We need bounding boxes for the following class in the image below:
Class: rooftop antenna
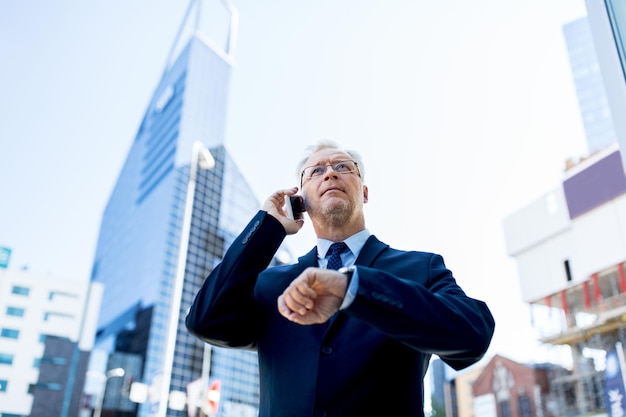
[162,0,239,73]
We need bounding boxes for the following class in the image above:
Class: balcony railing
[534,292,626,345]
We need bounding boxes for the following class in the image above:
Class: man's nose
[323,165,339,179]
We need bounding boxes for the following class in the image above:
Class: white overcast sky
[0,0,589,364]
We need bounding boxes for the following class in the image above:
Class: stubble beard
[316,198,353,228]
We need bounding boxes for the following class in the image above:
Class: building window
[41,356,68,366]
[33,382,63,391]
[0,328,19,339]
[518,393,532,417]
[11,285,29,296]
[48,290,78,300]
[564,260,573,282]
[6,306,25,317]
[0,353,14,365]
[43,311,74,321]
[0,379,7,392]
[499,400,512,417]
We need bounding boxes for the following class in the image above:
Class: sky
[0,0,590,365]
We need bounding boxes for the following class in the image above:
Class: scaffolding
[529,262,626,416]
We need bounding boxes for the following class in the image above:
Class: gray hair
[295,139,365,184]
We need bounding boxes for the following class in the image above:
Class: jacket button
[321,346,333,355]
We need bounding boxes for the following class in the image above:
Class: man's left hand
[277,267,349,325]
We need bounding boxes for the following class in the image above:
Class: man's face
[300,148,368,226]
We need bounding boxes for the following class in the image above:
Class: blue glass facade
[563,16,617,154]
[88,31,279,416]
[604,0,626,79]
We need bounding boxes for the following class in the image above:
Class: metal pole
[93,369,125,417]
[200,344,212,415]
[157,141,211,417]
[93,379,106,417]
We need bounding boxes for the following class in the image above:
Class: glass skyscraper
[85,2,288,416]
[584,0,626,170]
[563,16,617,155]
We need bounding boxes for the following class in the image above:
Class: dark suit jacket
[186,210,495,417]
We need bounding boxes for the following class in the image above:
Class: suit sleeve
[185,210,286,349]
[347,252,495,370]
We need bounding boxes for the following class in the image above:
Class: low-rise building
[0,268,102,417]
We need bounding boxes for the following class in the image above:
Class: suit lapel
[355,235,388,268]
[298,247,319,269]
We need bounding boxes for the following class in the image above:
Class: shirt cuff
[339,267,359,310]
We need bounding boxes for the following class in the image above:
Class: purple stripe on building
[563,151,626,219]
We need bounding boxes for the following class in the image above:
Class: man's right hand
[262,187,305,235]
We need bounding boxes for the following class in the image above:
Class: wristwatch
[338,266,356,286]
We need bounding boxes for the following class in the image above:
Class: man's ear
[363,185,369,203]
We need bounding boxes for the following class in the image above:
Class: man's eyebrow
[307,158,351,166]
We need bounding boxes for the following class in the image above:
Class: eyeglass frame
[300,160,361,188]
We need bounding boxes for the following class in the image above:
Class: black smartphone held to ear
[285,195,306,220]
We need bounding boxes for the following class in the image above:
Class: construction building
[502,0,626,413]
[503,143,626,416]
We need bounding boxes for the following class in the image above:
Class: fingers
[277,295,306,322]
[277,294,319,325]
[262,187,298,214]
[280,278,317,316]
[262,187,305,235]
[277,268,346,325]
[278,270,319,324]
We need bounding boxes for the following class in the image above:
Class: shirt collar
[317,229,371,260]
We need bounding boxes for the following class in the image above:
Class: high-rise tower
[85,2,288,416]
[563,16,618,155]
[584,0,626,170]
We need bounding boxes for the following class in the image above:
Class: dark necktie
[327,242,348,270]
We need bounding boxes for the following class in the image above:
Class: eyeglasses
[300,160,360,186]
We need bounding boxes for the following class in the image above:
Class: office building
[563,16,617,155]
[429,359,448,416]
[0,268,102,417]
[429,358,469,417]
[584,0,626,169]
[85,1,290,416]
[449,366,483,417]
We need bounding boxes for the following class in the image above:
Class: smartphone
[285,195,306,220]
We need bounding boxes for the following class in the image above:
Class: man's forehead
[306,148,351,164]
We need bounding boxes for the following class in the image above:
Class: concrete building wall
[569,194,626,277]
[455,366,484,417]
[29,336,90,417]
[504,147,626,303]
[502,187,571,256]
[0,268,102,416]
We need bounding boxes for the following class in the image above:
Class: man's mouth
[322,187,343,196]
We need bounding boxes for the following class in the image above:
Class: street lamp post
[157,141,215,417]
[93,367,125,417]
